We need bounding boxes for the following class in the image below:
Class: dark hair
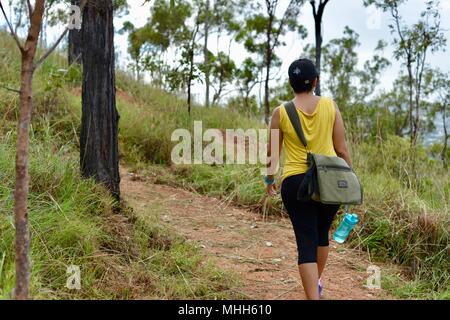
[288,59,319,94]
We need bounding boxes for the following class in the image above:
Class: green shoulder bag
[284,101,363,205]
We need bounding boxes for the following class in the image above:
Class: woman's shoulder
[272,104,284,116]
[319,96,338,113]
[274,103,291,116]
[274,103,288,127]
[319,96,335,106]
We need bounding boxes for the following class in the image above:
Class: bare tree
[310,0,330,96]
[0,0,45,300]
[0,0,87,300]
[263,0,304,124]
[429,70,450,168]
[203,0,210,108]
[365,0,446,145]
[187,20,200,115]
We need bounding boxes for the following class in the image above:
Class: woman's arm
[266,107,283,196]
[332,102,352,167]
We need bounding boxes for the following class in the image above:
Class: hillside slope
[0,31,448,299]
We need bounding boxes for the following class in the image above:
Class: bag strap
[284,101,308,149]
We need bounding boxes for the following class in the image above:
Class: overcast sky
[112,0,450,102]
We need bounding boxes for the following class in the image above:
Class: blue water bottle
[333,212,358,244]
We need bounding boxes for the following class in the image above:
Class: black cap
[288,58,319,86]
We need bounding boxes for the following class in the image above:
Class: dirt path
[121,166,392,300]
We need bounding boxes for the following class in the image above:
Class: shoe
[318,278,324,298]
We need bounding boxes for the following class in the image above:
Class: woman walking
[265,58,352,300]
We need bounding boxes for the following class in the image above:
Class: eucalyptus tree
[209,51,236,105]
[309,0,331,96]
[364,0,446,145]
[320,26,360,110]
[235,57,263,112]
[123,0,191,86]
[199,0,241,107]
[80,0,120,200]
[315,27,390,138]
[179,0,205,112]
[237,0,307,124]
[426,70,449,167]
[0,0,88,300]
[178,11,202,114]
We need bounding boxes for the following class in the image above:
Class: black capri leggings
[281,174,339,264]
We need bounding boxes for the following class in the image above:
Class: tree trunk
[264,57,271,125]
[316,27,322,96]
[80,0,120,200]
[14,55,34,301]
[311,0,329,96]
[213,69,224,106]
[13,0,46,300]
[407,61,415,145]
[204,0,210,108]
[68,0,82,65]
[314,17,322,96]
[188,47,194,115]
[264,12,274,125]
[135,58,140,81]
[187,21,199,115]
[442,104,448,169]
[412,53,427,146]
[187,80,192,115]
[244,90,249,111]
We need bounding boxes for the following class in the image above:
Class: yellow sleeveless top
[280,97,337,182]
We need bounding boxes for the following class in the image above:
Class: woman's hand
[266,183,277,197]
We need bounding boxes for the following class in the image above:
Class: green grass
[111,72,449,299]
[0,32,240,300]
[115,71,263,165]
[0,129,240,299]
[1,30,448,300]
[0,130,112,299]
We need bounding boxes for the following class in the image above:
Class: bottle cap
[345,213,358,224]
